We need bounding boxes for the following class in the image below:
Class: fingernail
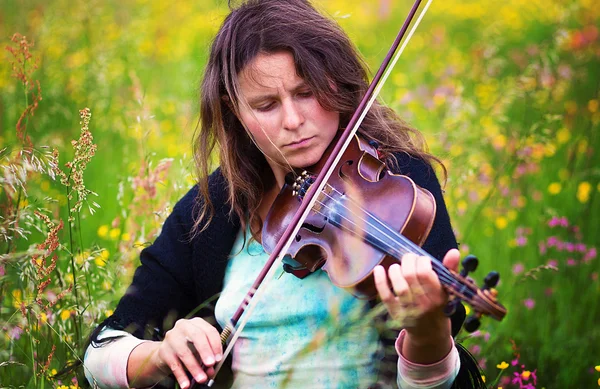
[206,357,214,365]
[215,353,222,362]
[196,373,206,382]
[181,380,190,389]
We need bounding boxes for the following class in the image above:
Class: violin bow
[205,0,433,385]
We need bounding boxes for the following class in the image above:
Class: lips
[284,136,315,148]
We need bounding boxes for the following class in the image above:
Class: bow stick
[205,0,433,385]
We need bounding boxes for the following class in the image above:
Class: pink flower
[470,345,481,355]
[567,258,576,266]
[585,248,597,261]
[0,265,4,276]
[484,332,491,342]
[512,358,519,366]
[10,326,22,340]
[547,259,558,267]
[576,243,587,252]
[523,298,535,309]
[565,242,575,252]
[547,236,558,246]
[548,217,560,227]
[513,263,525,274]
[515,236,528,246]
[539,242,547,255]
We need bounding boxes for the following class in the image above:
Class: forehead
[238,52,303,95]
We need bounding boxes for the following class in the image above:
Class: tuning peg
[464,315,481,332]
[460,254,479,277]
[483,271,500,290]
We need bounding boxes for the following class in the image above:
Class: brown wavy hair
[192,0,443,238]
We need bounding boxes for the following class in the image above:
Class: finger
[192,318,223,362]
[158,345,195,389]
[388,263,412,305]
[172,335,208,383]
[185,327,218,372]
[402,254,430,309]
[415,256,444,306]
[442,249,460,272]
[374,265,394,303]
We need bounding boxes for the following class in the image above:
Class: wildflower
[495,216,508,229]
[109,228,121,240]
[548,182,561,195]
[595,365,600,372]
[95,249,109,267]
[556,127,570,144]
[512,263,524,275]
[523,298,535,309]
[521,370,531,380]
[497,361,509,369]
[589,99,599,113]
[121,232,131,241]
[97,225,109,238]
[60,309,71,321]
[577,181,592,203]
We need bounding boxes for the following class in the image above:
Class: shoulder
[388,152,443,192]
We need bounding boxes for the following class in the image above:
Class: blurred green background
[1,0,599,387]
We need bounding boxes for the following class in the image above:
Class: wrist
[128,341,168,386]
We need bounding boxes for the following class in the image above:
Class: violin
[262,133,506,329]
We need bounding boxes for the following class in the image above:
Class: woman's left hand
[373,249,460,338]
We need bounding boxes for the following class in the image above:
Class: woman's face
[236,51,340,187]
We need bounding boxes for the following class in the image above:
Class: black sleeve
[91,185,200,342]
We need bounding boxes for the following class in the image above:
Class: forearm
[127,341,170,387]
[401,317,453,364]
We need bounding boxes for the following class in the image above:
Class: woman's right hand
[129,317,223,389]
[155,317,223,387]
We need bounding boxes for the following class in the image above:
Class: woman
[84,1,485,388]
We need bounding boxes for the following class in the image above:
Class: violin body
[262,134,438,299]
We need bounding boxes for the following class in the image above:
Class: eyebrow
[245,81,310,106]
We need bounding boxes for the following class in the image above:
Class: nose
[281,99,305,131]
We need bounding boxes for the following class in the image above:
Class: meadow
[1,0,599,388]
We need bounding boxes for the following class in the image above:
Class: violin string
[317,185,451,274]
[310,194,465,292]
[307,187,464,290]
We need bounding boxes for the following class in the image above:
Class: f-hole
[338,159,354,181]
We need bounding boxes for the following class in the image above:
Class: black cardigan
[91,153,468,388]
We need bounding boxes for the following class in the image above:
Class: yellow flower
[595,365,600,372]
[95,249,109,267]
[481,375,486,383]
[521,370,531,379]
[457,200,467,213]
[105,309,114,317]
[496,361,509,370]
[57,386,69,389]
[492,134,507,149]
[60,309,71,321]
[577,182,592,203]
[40,312,48,324]
[97,225,109,238]
[589,99,599,113]
[121,232,131,242]
[65,273,74,284]
[464,305,471,315]
[109,228,121,240]
[102,280,112,291]
[556,128,570,144]
[12,289,22,309]
[495,216,508,229]
[548,182,561,195]
[507,210,517,221]
[40,181,50,191]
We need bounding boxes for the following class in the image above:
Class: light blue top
[214,228,382,388]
